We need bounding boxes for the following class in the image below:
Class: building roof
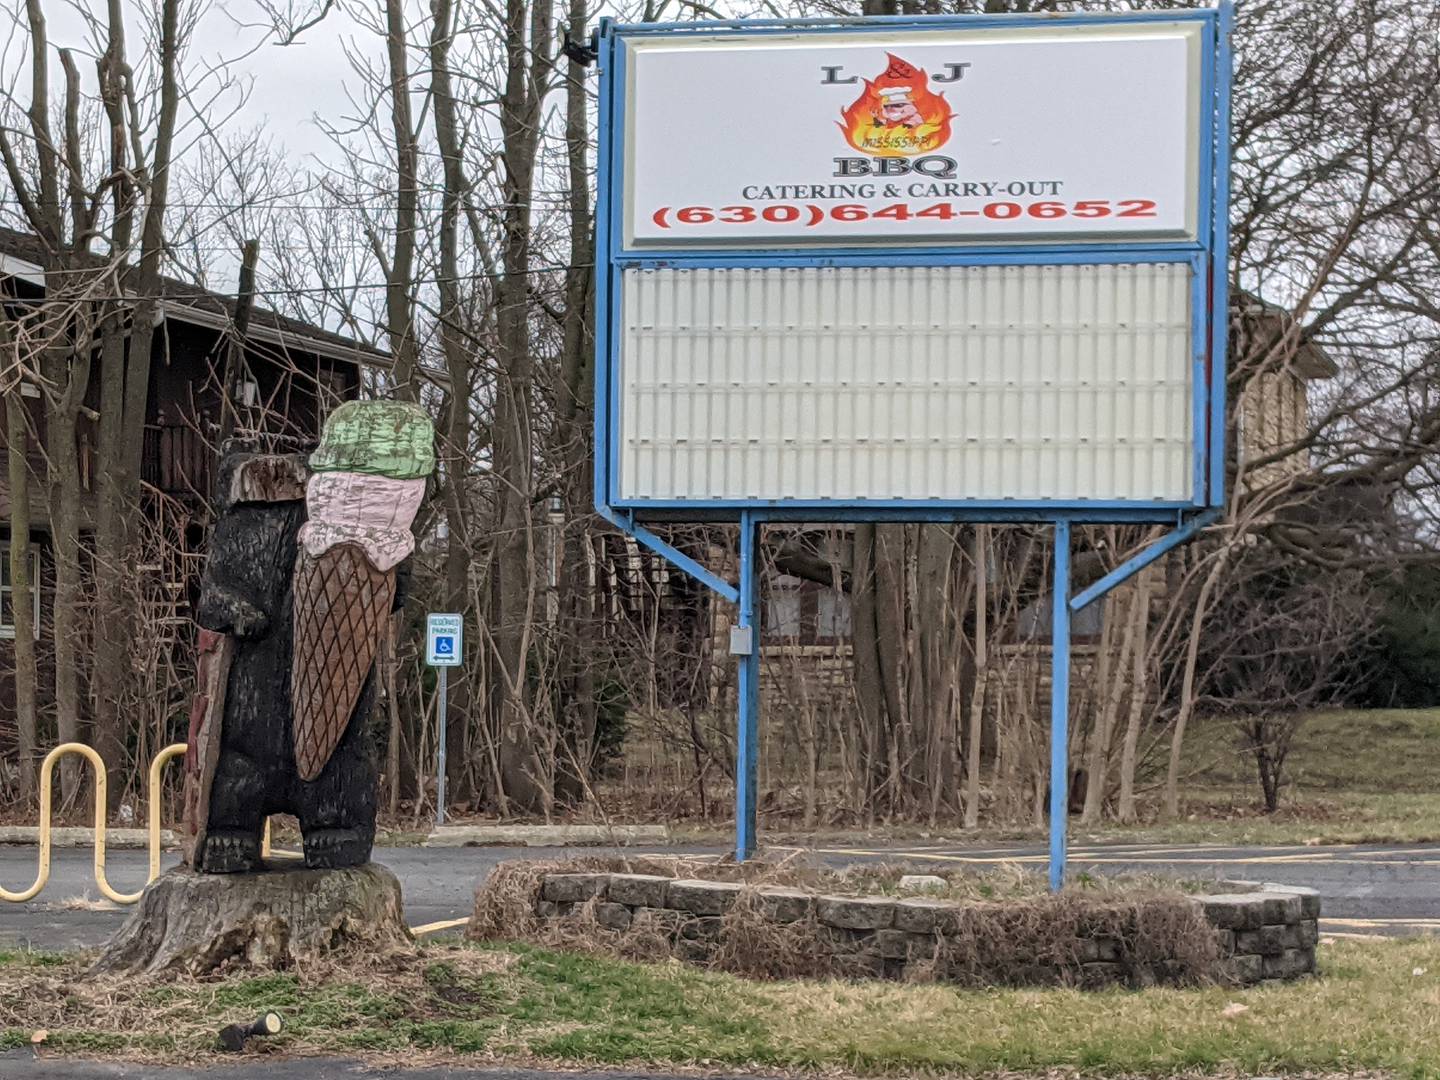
[0,224,394,372]
[1234,289,1339,381]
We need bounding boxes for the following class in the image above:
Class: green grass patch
[1192,708,1440,794]
[1132,708,1440,845]
[507,944,776,1063]
[0,949,68,969]
[751,942,1440,1075]
[5,938,1440,1073]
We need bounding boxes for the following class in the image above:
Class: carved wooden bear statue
[182,402,434,873]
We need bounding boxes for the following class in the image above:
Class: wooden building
[0,225,391,766]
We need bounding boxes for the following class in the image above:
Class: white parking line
[813,847,1353,867]
[411,917,470,936]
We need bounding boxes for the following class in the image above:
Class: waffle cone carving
[290,543,395,781]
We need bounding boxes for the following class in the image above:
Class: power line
[0,195,577,212]
[0,261,594,303]
[7,233,574,256]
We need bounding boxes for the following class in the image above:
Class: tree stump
[92,862,412,977]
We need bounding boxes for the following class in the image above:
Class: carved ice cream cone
[289,401,435,782]
[291,544,396,781]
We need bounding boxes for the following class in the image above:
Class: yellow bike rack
[1,741,188,904]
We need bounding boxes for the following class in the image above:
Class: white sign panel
[623,23,1202,247]
[618,263,1195,503]
[425,613,463,667]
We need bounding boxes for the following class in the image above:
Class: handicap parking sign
[425,613,463,667]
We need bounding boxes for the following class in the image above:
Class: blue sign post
[592,4,1232,885]
[426,613,463,827]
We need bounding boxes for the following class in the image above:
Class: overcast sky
[3,0,378,167]
[223,2,377,164]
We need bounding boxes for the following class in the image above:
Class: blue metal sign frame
[592,3,1233,888]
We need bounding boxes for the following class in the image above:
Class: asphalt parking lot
[4,840,1440,950]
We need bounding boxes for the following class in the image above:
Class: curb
[423,824,670,847]
[0,826,178,849]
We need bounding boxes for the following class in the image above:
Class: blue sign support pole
[1048,519,1072,892]
[736,511,761,862]
[436,667,448,829]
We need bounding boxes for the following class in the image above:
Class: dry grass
[928,893,1219,988]
[707,886,840,980]
[5,936,1440,1074]
[468,855,1222,988]
[478,850,1200,902]
[0,943,517,1061]
[464,855,700,942]
[747,937,1440,1075]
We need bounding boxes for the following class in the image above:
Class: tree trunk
[553,0,597,811]
[86,7,137,807]
[913,525,956,822]
[964,525,988,829]
[48,401,85,801]
[873,524,908,814]
[1082,583,1132,824]
[1116,567,1151,823]
[1254,727,1280,814]
[13,39,94,806]
[91,0,183,804]
[491,0,554,815]
[217,239,260,445]
[92,863,412,977]
[90,312,132,801]
[1164,551,1229,819]
[849,523,886,816]
[4,388,39,803]
[430,0,475,809]
[381,0,421,401]
[383,617,401,815]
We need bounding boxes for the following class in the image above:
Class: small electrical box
[728,625,754,656]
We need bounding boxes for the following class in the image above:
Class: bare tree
[1195,548,1377,812]
[0,8,105,801]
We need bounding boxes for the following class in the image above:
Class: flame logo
[838,54,954,157]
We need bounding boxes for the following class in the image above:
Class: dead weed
[468,854,1221,988]
[0,943,518,1059]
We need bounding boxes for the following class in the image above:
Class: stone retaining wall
[1196,885,1321,983]
[531,872,1319,989]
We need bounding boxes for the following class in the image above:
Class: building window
[0,546,40,640]
[816,589,851,640]
[765,590,803,640]
[1016,592,1106,643]
[760,578,806,639]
